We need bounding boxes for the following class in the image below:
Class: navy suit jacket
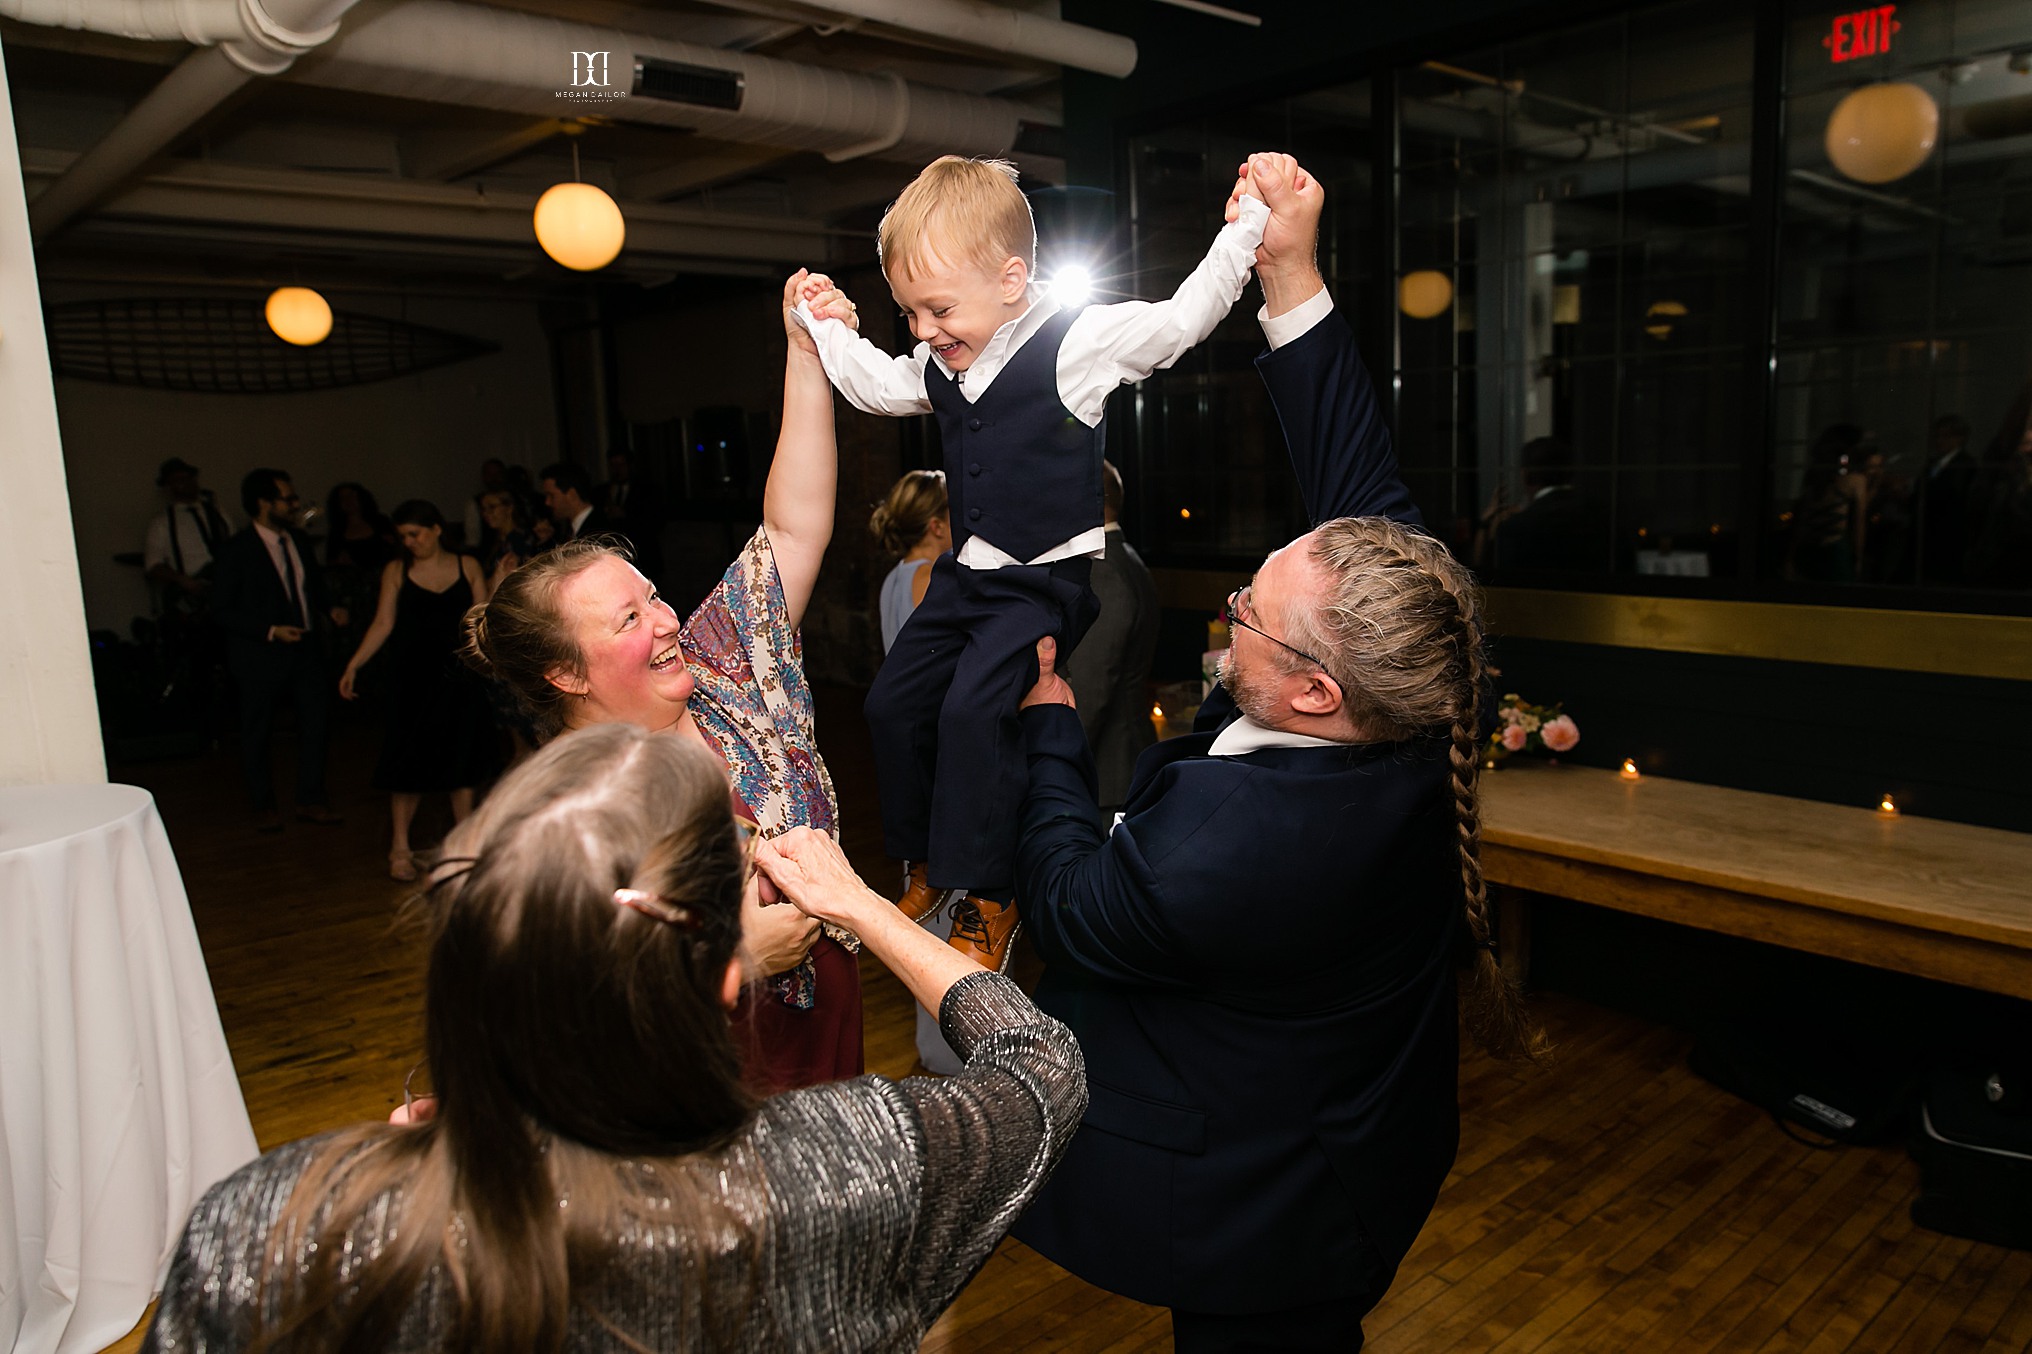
[1012,306,1461,1313]
[209,526,335,668]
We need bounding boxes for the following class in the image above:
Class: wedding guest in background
[1921,414,1977,586]
[870,466,958,1073]
[210,469,347,832]
[1786,425,1871,583]
[603,449,666,583]
[1063,459,1157,812]
[143,722,1086,1353]
[464,270,865,1093]
[460,456,509,551]
[871,468,950,652]
[477,487,541,589]
[143,457,234,610]
[324,481,398,573]
[540,462,613,544]
[338,500,499,882]
[1476,436,1607,574]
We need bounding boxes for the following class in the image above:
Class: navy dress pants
[228,641,332,811]
[864,552,1097,894]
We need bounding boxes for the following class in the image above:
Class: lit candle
[1878,793,1899,816]
[1151,703,1165,721]
[1620,758,1640,780]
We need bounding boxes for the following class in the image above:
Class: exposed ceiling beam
[19,147,852,265]
[406,117,571,181]
[623,144,797,201]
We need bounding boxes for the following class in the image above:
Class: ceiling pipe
[285,0,1039,163]
[698,0,1136,79]
[10,0,366,239]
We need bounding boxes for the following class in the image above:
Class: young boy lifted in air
[793,153,1271,972]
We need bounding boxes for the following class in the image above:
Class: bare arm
[338,561,403,699]
[764,270,844,630]
[463,554,492,606]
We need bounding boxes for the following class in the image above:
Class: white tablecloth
[0,785,258,1354]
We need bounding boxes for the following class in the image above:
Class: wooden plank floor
[98,687,2031,1352]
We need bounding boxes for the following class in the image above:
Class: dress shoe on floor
[896,860,950,923]
[254,809,284,834]
[948,896,1020,974]
[296,805,344,826]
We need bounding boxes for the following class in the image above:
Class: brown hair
[878,155,1035,284]
[1280,517,1549,1062]
[462,538,629,743]
[868,469,949,557]
[254,724,760,1352]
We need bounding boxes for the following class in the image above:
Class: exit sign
[1824,5,1900,62]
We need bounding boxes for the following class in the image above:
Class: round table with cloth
[0,784,257,1354]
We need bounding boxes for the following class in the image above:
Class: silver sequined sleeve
[142,972,1084,1353]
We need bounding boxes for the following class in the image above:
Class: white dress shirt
[251,521,311,628]
[143,501,233,576]
[794,195,1271,569]
[570,504,594,538]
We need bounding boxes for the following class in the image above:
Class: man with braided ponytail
[1009,153,1545,1353]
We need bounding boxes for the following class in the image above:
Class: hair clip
[613,888,701,930]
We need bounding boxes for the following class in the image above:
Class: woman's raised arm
[764,269,848,630]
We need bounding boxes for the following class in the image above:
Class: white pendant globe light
[265,286,333,346]
[1825,82,1939,185]
[1399,270,1454,320]
[534,182,626,271]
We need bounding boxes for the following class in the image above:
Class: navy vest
[926,305,1105,563]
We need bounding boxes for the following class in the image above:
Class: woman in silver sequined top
[141,722,1086,1354]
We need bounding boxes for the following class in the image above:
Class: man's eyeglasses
[1225,586,1326,670]
[612,814,759,929]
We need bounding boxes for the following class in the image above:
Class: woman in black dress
[339,500,499,880]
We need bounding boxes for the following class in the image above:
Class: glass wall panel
[1403,2,1757,584]
[1772,0,2032,591]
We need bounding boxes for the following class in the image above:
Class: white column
[0,42,108,785]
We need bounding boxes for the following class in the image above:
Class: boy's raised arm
[1054,194,1268,426]
[789,296,934,418]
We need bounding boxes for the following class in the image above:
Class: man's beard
[1217,647,1283,726]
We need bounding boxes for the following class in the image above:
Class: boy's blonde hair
[878,156,1036,284]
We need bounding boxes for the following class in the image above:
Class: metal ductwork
[6,0,368,237]
[287,0,1036,165]
[699,0,1137,79]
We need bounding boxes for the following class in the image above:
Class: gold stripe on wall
[1483,589,2032,682]
[1150,570,2031,681]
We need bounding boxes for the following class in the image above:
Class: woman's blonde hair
[869,469,949,557]
[878,156,1035,284]
[1278,516,1550,1062]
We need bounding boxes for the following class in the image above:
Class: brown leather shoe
[896,861,947,923]
[948,895,1021,974]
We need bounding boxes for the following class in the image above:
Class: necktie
[188,505,214,555]
[279,534,306,627]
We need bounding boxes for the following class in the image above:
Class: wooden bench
[1478,763,2032,1001]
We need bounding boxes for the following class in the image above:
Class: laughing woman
[463,270,865,1091]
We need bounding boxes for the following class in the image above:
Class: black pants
[1171,1292,1377,1353]
[228,641,331,810]
[864,553,1097,894]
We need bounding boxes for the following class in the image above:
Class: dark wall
[1489,636,2032,833]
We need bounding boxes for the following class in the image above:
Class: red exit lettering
[1824,5,1901,62]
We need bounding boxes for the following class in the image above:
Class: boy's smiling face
[888,241,1030,373]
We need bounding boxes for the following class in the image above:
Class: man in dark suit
[209,469,347,831]
[602,449,666,583]
[1063,459,1158,811]
[1010,156,1472,1350]
[541,461,616,543]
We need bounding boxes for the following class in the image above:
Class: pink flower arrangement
[1487,694,1580,764]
